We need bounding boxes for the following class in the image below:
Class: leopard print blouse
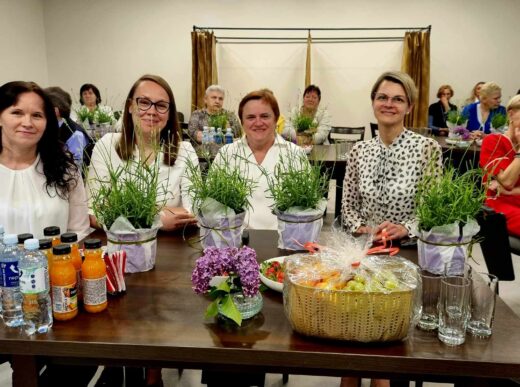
[342,129,442,234]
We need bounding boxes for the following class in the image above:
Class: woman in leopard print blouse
[341,71,442,243]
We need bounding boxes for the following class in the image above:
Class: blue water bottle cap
[24,238,40,250]
[3,234,18,245]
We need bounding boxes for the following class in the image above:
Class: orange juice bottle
[60,232,82,302]
[82,239,107,313]
[50,244,78,321]
[39,239,53,271]
[43,226,61,247]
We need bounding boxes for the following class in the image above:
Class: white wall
[0,0,48,85]
[2,0,519,129]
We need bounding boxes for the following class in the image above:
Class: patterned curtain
[305,31,312,88]
[191,30,218,112]
[401,30,430,128]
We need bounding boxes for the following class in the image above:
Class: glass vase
[219,292,263,320]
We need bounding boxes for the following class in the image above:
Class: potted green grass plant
[414,161,486,274]
[264,151,329,250]
[491,112,508,134]
[88,132,165,273]
[185,154,255,248]
[291,111,317,146]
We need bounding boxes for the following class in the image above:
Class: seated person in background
[462,81,506,138]
[71,83,112,123]
[463,81,485,107]
[187,84,242,143]
[428,84,457,136]
[282,84,331,145]
[341,72,442,387]
[0,81,90,240]
[44,87,93,170]
[213,89,305,230]
[479,95,520,237]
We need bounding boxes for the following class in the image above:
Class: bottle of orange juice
[39,239,53,271]
[50,244,78,321]
[60,232,82,302]
[43,226,61,247]
[82,239,107,313]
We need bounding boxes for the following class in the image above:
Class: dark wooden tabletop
[2,229,520,386]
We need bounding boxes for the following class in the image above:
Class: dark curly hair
[0,81,78,199]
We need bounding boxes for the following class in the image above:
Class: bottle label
[82,276,107,306]
[52,283,78,313]
[0,261,19,287]
[20,266,48,294]
[22,293,40,314]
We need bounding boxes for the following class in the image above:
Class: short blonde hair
[479,82,502,99]
[370,71,418,106]
[436,85,454,98]
[507,95,520,111]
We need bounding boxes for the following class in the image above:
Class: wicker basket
[283,256,417,342]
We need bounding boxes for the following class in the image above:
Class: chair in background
[177,111,185,124]
[328,126,365,143]
[370,122,378,139]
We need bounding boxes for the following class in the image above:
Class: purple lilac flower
[191,246,260,296]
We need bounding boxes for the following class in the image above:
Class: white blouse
[214,135,305,230]
[87,133,198,215]
[0,156,90,239]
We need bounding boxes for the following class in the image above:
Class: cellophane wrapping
[105,215,161,273]
[282,228,421,342]
[197,198,245,249]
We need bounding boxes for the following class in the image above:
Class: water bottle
[201,126,209,145]
[209,127,216,144]
[0,234,23,327]
[0,225,4,319]
[20,238,52,334]
[215,128,223,144]
[225,127,233,144]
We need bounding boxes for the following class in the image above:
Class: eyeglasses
[373,93,407,106]
[135,97,170,113]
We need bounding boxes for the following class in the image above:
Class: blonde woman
[462,81,506,137]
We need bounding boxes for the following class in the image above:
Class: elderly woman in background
[462,81,506,138]
[214,89,304,229]
[341,71,442,387]
[70,83,113,123]
[479,95,520,237]
[464,81,485,106]
[0,81,90,239]
[283,84,332,145]
[428,84,457,136]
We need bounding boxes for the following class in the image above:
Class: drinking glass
[418,269,441,331]
[467,273,498,337]
[438,276,471,345]
[444,261,472,279]
[335,140,350,160]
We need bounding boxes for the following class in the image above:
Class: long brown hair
[118,74,181,166]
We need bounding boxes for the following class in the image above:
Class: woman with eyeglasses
[428,84,457,136]
[87,74,199,232]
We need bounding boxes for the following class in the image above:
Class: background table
[2,229,520,387]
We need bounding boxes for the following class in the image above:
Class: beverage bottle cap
[60,232,78,243]
[84,239,102,249]
[24,238,40,250]
[39,239,52,250]
[43,226,61,236]
[53,244,72,255]
[4,234,18,245]
[17,233,34,244]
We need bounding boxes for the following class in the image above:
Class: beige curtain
[191,30,218,112]
[305,31,312,88]
[401,30,430,128]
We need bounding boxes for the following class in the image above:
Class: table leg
[11,355,38,387]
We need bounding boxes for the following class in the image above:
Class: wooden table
[435,136,481,173]
[3,230,520,386]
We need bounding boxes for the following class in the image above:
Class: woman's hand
[160,207,198,231]
[355,225,374,235]
[373,221,408,241]
[470,130,484,139]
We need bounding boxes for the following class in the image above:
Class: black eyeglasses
[135,97,170,113]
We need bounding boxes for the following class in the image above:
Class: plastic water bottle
[201,126,209,145]
[215,128,223,144]
[0,225,4,319]
[225,127,233,144]
[0,234,23,327]
[209,127,216,144]
[20,238,52,334]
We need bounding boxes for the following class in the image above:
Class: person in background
[479,95,520,237]
[462,81,506,138]
[341,71,442,387]
[283,84,332,145]
[463,81,485,106]
[71,83,112,123]
[428,84,457,136]
[187,84,242,143]
[0,81,90,240]
[213,89,304,230]
[44,87,93,170]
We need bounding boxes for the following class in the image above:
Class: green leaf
[205,299,219,318]
[219,294,242,326]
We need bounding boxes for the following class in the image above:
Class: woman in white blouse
[87,74,198,232]
[342,71,442,242]
[0,81,90,239]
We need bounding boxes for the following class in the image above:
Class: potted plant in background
[76,105,96,130]
[446,109,469,144]
[185,154,256,249]
[93,105,116,138]
[291,112,316,146]
[414,160,486,274]
[88,134,165,273]
[491,112,508,134]
[264,151,329,250]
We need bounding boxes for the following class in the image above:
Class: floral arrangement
[191,246,261,325]
[491,112,508,130]
[446,109,469,126]
[76,105,95,124]
[93,105,116,125]
[452,126,471,141]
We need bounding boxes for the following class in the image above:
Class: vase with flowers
[192,246,262,325]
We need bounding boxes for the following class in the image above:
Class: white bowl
[259,257,285,293]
